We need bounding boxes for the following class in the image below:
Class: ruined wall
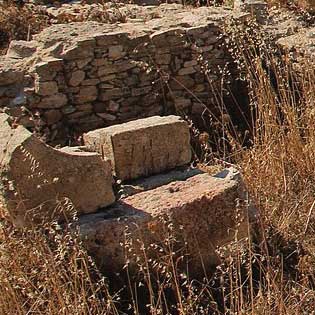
[0,5,246,144]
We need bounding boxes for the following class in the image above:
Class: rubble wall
[0,5,245,144]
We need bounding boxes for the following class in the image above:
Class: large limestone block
[83,116,191,181]
[79,168,256,276]
[0,114,115,226]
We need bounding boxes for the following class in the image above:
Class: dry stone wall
[0,4,247,144]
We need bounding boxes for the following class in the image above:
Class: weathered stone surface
[6,40,37,59]
[178,66,196,75]
[37,93,68,108]
[0,113,115,226]
[96,112,116,121]
[35,81,59,96]
[108,45,125,60]
[0,58,24,86]
[79,168,254,275]
[33,59,63,81]
[83,115,191,181]
[68,70,85,87]
[74,86,98,103]
[119,166,204,197]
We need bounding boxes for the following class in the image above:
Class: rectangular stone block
[83,115,191,181]
[0,114,115,227]
[79,168,254,276]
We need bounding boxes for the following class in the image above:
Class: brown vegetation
[1,2,315,315]
[0,2,48,54]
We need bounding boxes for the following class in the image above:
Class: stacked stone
[0,7,234,144]
[149,25,227,116]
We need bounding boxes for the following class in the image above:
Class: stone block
[6,40,37,59]
[99,87,130,101]
[37,93,68,109]
[74,86,98,104]
[96,113,116,121]
[178,67,196,75]
[33,58,63,81]
[83,115,191,181]
[108,45,125,60]
[0,113,115,226]
[79,168,255,276]
[68,70,85,87]
[62,43,94,60]
[0,60,24,86]
[35,81,59,96]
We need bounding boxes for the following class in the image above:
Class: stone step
[78,167,256,276]
[83,115,192,181]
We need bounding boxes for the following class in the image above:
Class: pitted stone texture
[0,113,115,226]
[79,168,253,276]
[0,58,24,86]
[83,115,191,181]
[6,41,37,59]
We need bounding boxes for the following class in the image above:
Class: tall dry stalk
[0,220,119,315]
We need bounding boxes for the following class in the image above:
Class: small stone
[194,84,205,92]
[99,83,114,89]
[108,45,125,60]
[96,113,116,121]
[184,60,198,68]
[108,100,119,112]
[178,67,196,76]
[68,70,85,87]
[99,74,116,82]
[169,76,194,90]
[131,86,152,97]
[76,103,93,112]
[92,59,108,67]
[81,79,100,86]
[98,65,118,77]
[99,87,130,101]
[76,58,92,69]
[75,86,98,104]
[6,40,37,59]
[93,102,106,113]
[37,93,68,109]
[62,105,76,114]
[35,81,58,96]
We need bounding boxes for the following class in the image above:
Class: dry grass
[2,5,315,315]
[0,219,119,315]
[0,2,48,54]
